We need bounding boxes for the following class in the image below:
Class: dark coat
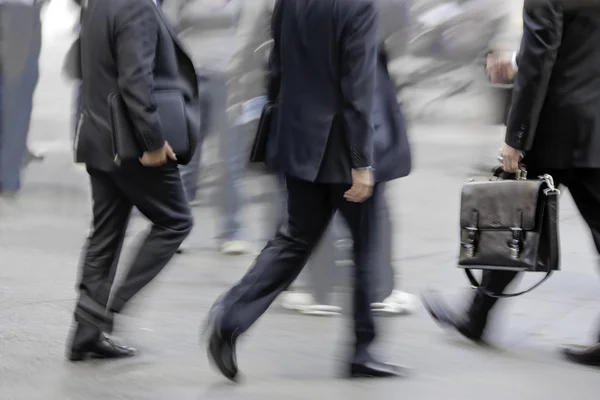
[75,0,199,171]
[507,3,600,169]
[265,0,410,184]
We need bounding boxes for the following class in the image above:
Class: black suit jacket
[507,3,600,169]
[265,0,378,184]
[75,0,199,171]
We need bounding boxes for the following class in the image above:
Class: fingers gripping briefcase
[458,167,561,298]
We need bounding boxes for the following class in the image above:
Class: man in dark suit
[68,0,198,361]
[205,0,411,381]
[423,2,600,367]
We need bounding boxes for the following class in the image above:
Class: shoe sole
[68,351,136,362]
[562,348,600,367]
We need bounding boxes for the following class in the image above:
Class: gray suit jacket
[162,0,242,73]
[227,0,274,107]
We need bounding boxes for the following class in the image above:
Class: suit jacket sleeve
[267,0,282,102]
[340,1,378,169]
[114,0,164,153]
[505,1,563,151]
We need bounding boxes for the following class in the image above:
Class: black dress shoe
[69,336,137,362]
[349,359,409,378]
[421,291,485,344]
[204,302,239,382]
[561,343,600,367]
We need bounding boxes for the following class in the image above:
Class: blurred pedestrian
[67,0,197,361]
[423,1,600,368]
[205,0,411,381]
[0,0,43,197]
[163,0,252,255]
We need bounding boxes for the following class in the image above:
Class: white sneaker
[371,290,417,315]
[280,292,341,316]
[220,240,250,255]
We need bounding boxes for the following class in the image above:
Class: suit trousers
[292,185,396,304]
[219,176,381,352]
[73,162,192,343]
[467,169,600,330]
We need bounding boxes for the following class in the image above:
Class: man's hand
[501,143,523,173]
[344,168,374,203]
[486,53,516,84]
[139,142,177,167]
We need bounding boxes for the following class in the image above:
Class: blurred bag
[62,37,81,81]
[458,166,561,298]
[248,101,275,163]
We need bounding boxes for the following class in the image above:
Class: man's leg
[217,177,335,337]
[216,78,250,254]
[179,73,212,204]
[367,185,417,314]
[207,177,335,380]
[560,169,600,366]
[110,162,193,313]
[69,167,133,360]
[337,184,406,377]
[0,4,41,194]
[180,146,203,203]
[336,185,380,356]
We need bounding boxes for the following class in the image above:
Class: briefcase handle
[463,172,561,298]
[490,164,527,181]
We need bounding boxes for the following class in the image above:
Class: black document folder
[108,90,189,164]
[248,101,275,164]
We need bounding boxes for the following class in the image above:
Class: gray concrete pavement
[2,8,600,400]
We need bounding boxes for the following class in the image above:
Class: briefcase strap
[464,189,560,299]
[464,269,553,298]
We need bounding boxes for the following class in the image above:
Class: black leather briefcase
[248,101,275,164]
[108,90,192,165]
[458,166,561,297]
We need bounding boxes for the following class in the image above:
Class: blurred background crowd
[4,0,600,398]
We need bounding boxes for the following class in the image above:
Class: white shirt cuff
[512,52,519,72]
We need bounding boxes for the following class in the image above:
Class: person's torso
[175,0,242,72]
[273,0,355,182]
[531,8,600,168]
[76,0,197,170]
[545,9,600,108]
[272,0,410,183]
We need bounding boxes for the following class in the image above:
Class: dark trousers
[297,183,395,304]
[219,176,381,355]
[72,162,193,345]
[468,169,600,332]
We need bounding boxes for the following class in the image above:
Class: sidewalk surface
[2,3,600,400]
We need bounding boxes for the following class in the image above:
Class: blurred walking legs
[0,4,42,196]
